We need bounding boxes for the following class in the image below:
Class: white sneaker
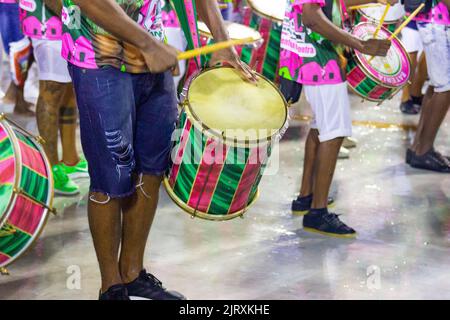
[338,147,350,159]
[342,137,357,149]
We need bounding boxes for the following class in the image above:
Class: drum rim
[246,0,285,23]
[185,66,289,146]
[0,115,54,268]
[357,8,405,25]
[163,177,259,221]
[350,23,412,90]
[197,21,263,42]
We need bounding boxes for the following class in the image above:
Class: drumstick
[348,3,381,10]
[388,3,425,40]
[373,4,391,39]
[177,37,256,61]
[368,4,425,62]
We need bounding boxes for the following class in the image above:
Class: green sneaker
[52,164,80,196]
[60,156,89,179]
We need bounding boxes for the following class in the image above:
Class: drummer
[51,0,254,300]
[279,0,394,237]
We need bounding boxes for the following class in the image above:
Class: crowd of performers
[0,0,449,300]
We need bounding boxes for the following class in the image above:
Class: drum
[346,23,411,102]
[164,67,288,221]
[0,114,54,270]
[242,0,286,82]
[355,3,405,33]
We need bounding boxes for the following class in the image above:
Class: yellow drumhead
[198,21,262,42]
[187,68,287,143]
[247,0,286,22]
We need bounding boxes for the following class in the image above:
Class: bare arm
[196,0,230,42]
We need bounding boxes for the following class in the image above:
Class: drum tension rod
[13,188,57,215]
[0,267,9,276]
[0,113,45,144]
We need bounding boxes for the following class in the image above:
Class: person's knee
[89,192,112,205]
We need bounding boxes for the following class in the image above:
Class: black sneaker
[99,284,130,300]
[125,270,186,300]
[409,148,450,173]
[291,194,335,216]
[303,209,357,238]
[406,148,414,164]
[400,100,420,115]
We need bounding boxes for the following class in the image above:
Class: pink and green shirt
[61,0,164,73]
[279,0,347,85]
[19,0,62,40]
[415,1,449,25]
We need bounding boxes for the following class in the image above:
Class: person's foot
[60,156,89,179]
[99,284,130,300]
[125,270,186,300]
[291,194,335,216]
[13,99,35,116]
[409,148,450,173]
[342,137,357,149]
[303,208,357,238]
[400,100,420,115]
[338,146,350,159]
[52,164,80,196]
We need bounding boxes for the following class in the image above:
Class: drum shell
[165,110,271,221]
[241,7,282,82]
[0,119,53,268]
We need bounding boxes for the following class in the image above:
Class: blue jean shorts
[68,64,178,198]
[417,22,450,93]
[0,3,24,55]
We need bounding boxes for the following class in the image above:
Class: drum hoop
[246,0,284,23]
[0,114,54,268]
[198,21,262,42]
[357,9,404,25]
[163,177,259,221]
[346,84,388,103]
[185,66,288,146]
[0,116,21,230]
[351,24,412,90]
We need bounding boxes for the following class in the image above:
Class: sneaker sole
[303,227,357,239]
[55,189,80,196]
[129,296,152,300]
[292,202,336,216]
[68,172,90,179]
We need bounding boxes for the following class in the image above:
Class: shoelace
[323,213,346,228]
[431,150,450,167]
[143,273,165,289]
[53,166,69,184]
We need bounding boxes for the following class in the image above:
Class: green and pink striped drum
[241,0,286,82]
[0,114,53,270]
[164,67,288,221]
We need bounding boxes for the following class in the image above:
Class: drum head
[187,67,287,143]
[198,21,262,42]
[247,0,286,22]
[359,3,405,24]
[0,121,16,226]
[353,23,411,88]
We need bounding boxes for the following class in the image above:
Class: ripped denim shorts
[68,64,178,198]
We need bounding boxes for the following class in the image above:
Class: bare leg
[13,84,34,116]
[60,85,80,165]
[411,86,434,151]
[36,80,66,165]
[401,52,418,103]
[410,53,427,98]
[119,175,161,283]
[2,82,16,104]
[299,129,320,197]
[88,193,123,293]
[413,91,450,155]
[311,137,344,209]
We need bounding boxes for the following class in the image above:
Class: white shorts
[31,38,71,83]
[304,82,352,142]
[401,26,423,53]
[417,23,450,93]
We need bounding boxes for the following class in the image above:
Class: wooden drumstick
[388,3,425,40]
[177,37,256,61]
[368,4,424,63]
[373,4,391,39]
[349,3,381,10]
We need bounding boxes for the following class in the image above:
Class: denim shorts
[68,64,178,198]
[0,3,24,55]
[417,22,450,93]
